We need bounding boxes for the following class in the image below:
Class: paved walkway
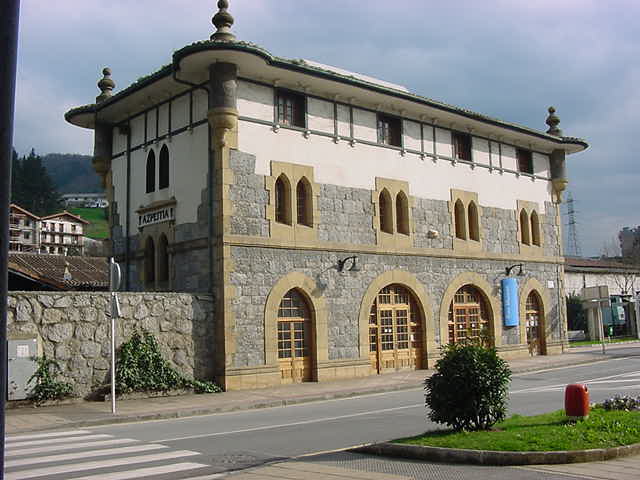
[5,343,640,479]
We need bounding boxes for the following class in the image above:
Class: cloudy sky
[13,0,639,256]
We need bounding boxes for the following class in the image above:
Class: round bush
[424,343,511,431]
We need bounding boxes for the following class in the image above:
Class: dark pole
[1,0,21,477]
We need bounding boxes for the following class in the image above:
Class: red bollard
[565,383,589,419]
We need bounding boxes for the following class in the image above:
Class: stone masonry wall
[483,207,519,254]
[318,185,376,245]
[229,246,561,368]
[7,292,216,399]
[412,198,452,249]
[229,150,270,237]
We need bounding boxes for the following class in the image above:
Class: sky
[12,0,639,257]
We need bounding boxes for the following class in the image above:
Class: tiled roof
[565,256,640,273]
[10,204,40,219]
[9,253,109,290]
[40,210,90,224]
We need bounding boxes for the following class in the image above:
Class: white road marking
[71,463,220,480]
[511,370,640,394]
[5,433,113,449]
[5,430,92,442]
[4,438,137,457]
[4,450,201,479]
[5,443,168,468]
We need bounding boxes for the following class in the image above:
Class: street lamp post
[1,1,21,478]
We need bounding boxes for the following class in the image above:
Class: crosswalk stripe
[4,438,137,458]
[5,450,201,479]
[5,443,168,468]
[71,462,215,480]
[6,430,92,442]
[6,434,112,449]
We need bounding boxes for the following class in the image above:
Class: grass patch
[569,336,637,347]
[68,207,108,239]
[395,409,640,451]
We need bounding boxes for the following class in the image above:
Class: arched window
[296,178,312,227]
[520,209,531,245]
[144,237,155,285]
[275,175,291,225]
[454,199,466,239]
[448,285,491,346]
[379,189,393,234]
[468,201,480,241]
[159,145,169,190]
[157,234,169,283]
[146,150,156,193]
[278,289,313,382]
[530,211,541,246]
[396,191,409,235]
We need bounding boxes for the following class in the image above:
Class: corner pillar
[207,62,238,390]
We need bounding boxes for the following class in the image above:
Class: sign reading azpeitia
[138,206,175,228]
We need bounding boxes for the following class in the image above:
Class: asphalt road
[6,350,640,479]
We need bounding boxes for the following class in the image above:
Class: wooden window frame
[146,150,156,194]
[276,89,306,128]
[454,199,466,240]
[296,178,313,227]
[520,209,531,245]
[377,114,402,147]
[396,191,410,235]
[379,189,393,234]
[159,144,169,190]
[517,148,534,174]
[452,131,472,161]
[468,201,480,241]
[530,210,541,246]
[275,174,292,225]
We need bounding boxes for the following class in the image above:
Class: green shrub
[424,343,511,431]
[115,329,221,394]
[27,356,74,404]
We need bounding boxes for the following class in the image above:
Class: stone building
[65,1,588,390]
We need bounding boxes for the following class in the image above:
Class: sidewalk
[5,344,626,435]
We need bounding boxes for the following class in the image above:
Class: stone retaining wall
[7,292,216,399]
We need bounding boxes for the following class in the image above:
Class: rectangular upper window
[276,90,305,128]
[377,114,401,147]
[452,132,472,161]
[517,148,534,174]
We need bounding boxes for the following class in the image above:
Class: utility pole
[1,1,21,477]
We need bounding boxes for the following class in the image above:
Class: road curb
[352,441,640,465]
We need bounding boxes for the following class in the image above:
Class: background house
[39,211,90,256]
[9,204,40,253]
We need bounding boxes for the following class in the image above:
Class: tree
[10,149,62,216]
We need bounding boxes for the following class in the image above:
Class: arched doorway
[525,291,545,355]
[448,285,493,346]
[277,289,314,383]
[369,284,423,374]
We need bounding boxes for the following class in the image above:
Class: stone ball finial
[96,67,115,103]
[545,106,562,136]
[211,0,236,41]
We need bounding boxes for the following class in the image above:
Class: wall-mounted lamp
[338,255,360,273]
[505,263,524,276]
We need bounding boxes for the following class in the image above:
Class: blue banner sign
[501,278,519,327]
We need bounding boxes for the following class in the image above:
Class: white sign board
[138,206,175,228]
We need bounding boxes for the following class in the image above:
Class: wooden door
[526,292,544,356]
[278,290,313,383]
[369,285,422,374]
[448,285,491,346]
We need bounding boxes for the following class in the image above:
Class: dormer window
[276,90,305,128]
[377,114,401,147]
[453,132,472,161]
